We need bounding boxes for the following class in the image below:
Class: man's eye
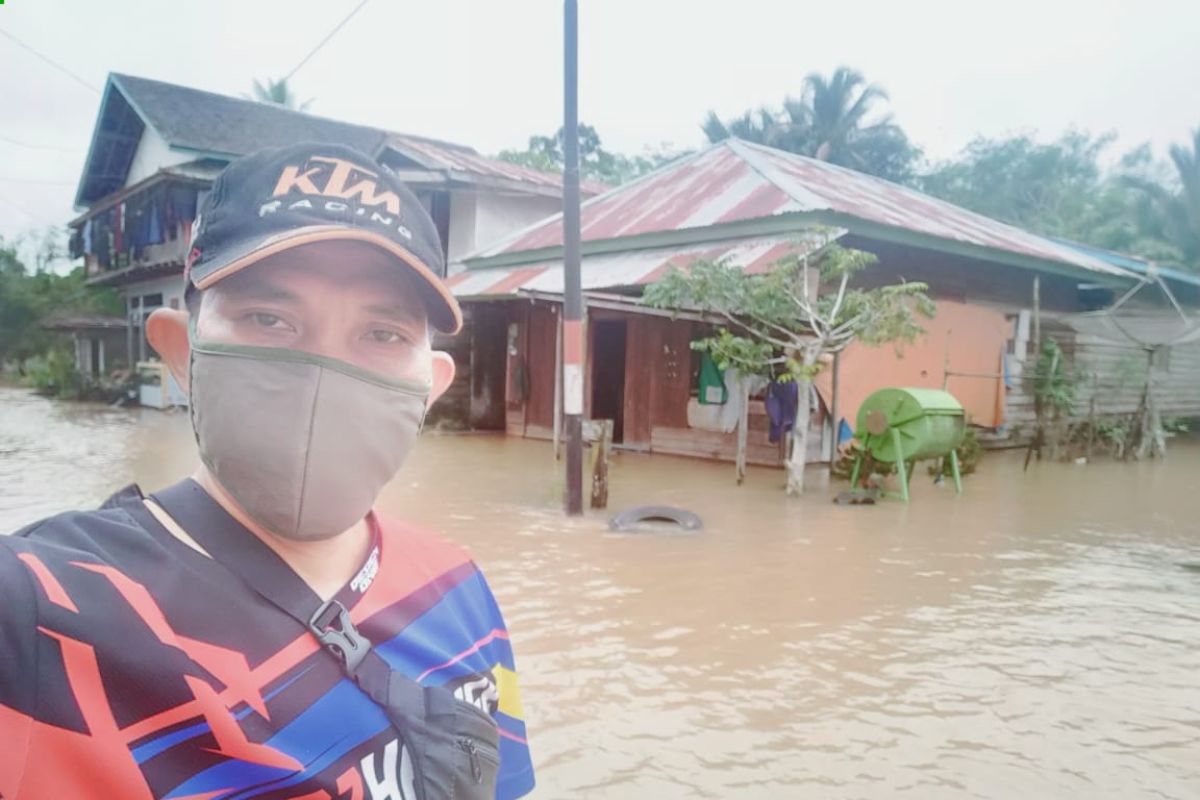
[249,312,289,329]
[367,329,406,344]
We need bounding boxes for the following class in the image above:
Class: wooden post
[553,311,563,460]
[1086,373,1097,461]
[828,351,840,465]
[1032,276,1041,353]
[562,0,584,515]
[735,376,750,485]
[942,333,952,390]
[1026,276,1044,468]
[589,419,613,509]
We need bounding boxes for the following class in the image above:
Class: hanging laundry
[164,192,178,240]
[113,203,125,254]
[697,352,728,405]
[838,418,854,446]
[718,369,769,433]
[147,202,163,245]
[763,380,799,444]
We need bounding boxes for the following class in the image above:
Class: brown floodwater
[2,385,1199,798]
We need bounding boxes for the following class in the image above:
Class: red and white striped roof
[446,232,836,298]
[466,139,1124,278]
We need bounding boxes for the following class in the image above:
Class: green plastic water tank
[856,387,965,463]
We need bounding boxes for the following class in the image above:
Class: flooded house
[443,140,1200,464]
[65,73,603,405]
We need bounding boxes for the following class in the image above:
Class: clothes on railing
[73,184,201,270]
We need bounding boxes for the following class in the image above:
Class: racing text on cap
[258,155,414,240]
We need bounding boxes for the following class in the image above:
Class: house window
[142,293,164,308]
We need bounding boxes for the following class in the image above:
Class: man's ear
[146,308,191,391]
[427,351,456,408]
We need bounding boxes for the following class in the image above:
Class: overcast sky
[2,0,1199,254]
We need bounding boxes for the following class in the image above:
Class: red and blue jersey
[0,482,534,799]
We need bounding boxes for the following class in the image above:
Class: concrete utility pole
[562,0,584,515]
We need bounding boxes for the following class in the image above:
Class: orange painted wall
[813,300,1012,429]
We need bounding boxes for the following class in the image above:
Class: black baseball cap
[185,142,462,334]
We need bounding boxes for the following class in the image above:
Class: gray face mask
[188,335,430,541]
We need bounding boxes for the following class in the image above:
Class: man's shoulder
[3,484,154,564]
[369,512,494,608]
[374,512,476,568]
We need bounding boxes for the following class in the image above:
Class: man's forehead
[218,245,417,297]
[205,258,429,325]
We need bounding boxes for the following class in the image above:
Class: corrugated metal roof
[386,136,609,196]
[469,139,1126,278]
[80,74,585,206]
[1050,236,1200,289]
[447,231,837,297]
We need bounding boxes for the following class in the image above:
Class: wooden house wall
[842,235,1084,312]
[504,302,528,436]
[589,310,820,466]
[491,300,560,440]
[1005,323,1200,435]
[468,303,508,429]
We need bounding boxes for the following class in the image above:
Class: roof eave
[73,77,122,209]
[462,213,827,270]
[813,211,1134,287]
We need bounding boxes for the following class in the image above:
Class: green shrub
[24,349,86,399]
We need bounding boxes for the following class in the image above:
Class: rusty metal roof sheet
[447,231,838,298]
[467,139,1125,278]
[386,136,609,196]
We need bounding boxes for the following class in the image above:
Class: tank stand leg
[950,449,963,494]
[891,428,909,503]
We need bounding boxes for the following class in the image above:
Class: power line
[283,0,371,82]
[0,191,53,226]
[0,177,76,186]
[0,29,101,94]
[0,133,81,154]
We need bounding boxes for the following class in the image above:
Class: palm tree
[1125,129,1200,270]
[701,67,918,183]
[701,109,785,147]
[801,67,892,164]
[248,78,313,111]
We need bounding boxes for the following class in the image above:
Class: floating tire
[608,505,703,532]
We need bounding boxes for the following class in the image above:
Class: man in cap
[0,143,534,799]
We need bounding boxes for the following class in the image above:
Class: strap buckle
[308,599,371,673]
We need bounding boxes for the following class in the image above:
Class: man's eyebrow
[364,303,423,323]
[224,282,302,304]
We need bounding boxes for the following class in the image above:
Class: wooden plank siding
[622,315,656,448]
[525,303,558,430]
[1004,322,1200,438]
[505,302,528,436]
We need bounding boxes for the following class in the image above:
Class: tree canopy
[703,67,922,184]
[498,124,683,186]
[248,78,313,111]
[0,234,123,368]
[920,129,1200,271]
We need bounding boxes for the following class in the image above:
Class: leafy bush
[24,349,87,399]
